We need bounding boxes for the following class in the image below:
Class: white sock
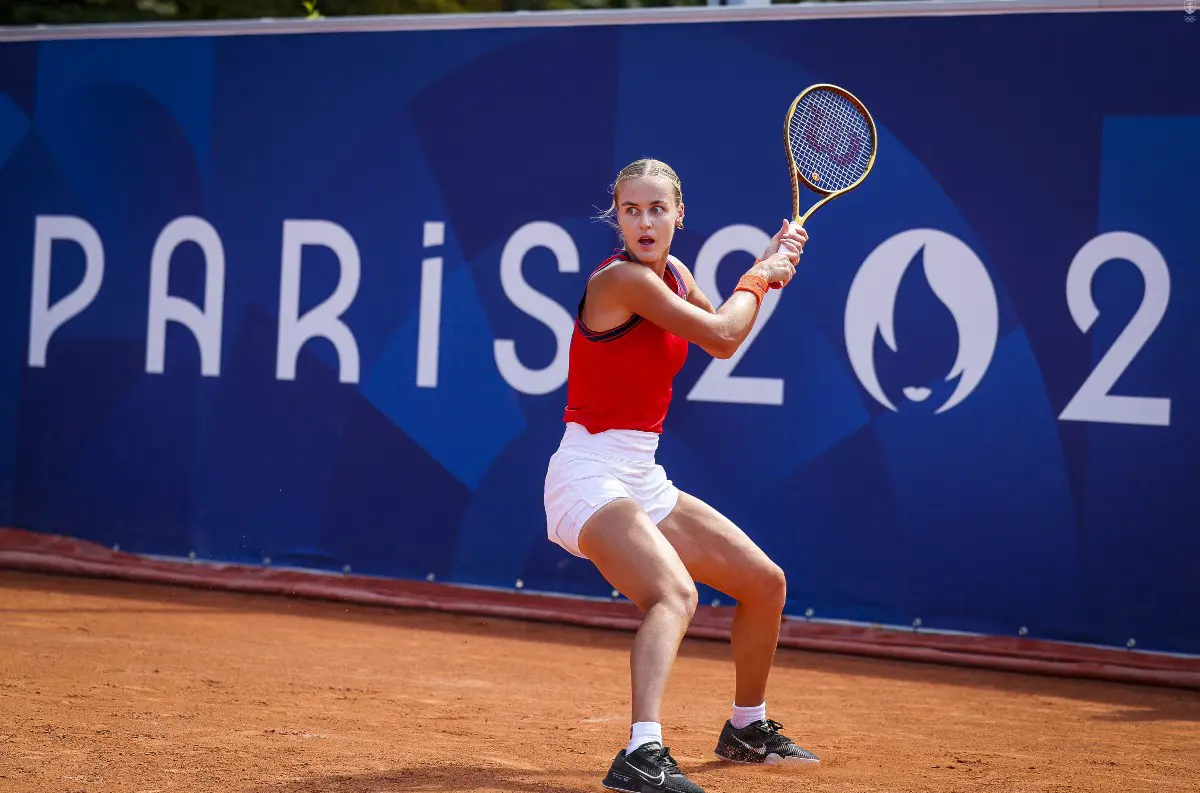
[731,701,767,730]
[627,721,663,754]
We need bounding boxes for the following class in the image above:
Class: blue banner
[1,8,1196,655]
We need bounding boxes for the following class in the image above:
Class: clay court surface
[2,571,1198,793]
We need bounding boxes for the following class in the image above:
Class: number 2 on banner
[687,225,784,406]
[1059,231,1171,427]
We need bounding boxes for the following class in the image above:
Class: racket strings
[788,90,874,192]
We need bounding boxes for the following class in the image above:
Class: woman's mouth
[637,236,655,247]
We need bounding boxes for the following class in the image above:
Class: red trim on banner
[1,528,1195,690]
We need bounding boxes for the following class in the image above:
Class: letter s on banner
[494,221,579,395]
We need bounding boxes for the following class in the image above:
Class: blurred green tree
[2,0,792,26]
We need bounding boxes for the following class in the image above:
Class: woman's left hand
[762,220,808,264]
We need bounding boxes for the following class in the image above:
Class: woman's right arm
[607,251,797,359]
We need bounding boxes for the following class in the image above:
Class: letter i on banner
[417,222,444,388]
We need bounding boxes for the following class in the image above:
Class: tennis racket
[783,83,877,231]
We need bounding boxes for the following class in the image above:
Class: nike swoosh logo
[734,736,767,755]
[627,762,666,785]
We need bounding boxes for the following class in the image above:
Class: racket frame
[784,83,878,226]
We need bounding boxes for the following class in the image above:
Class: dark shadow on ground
[246,765,598,793]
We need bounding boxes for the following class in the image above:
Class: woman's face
[615,176,683,264]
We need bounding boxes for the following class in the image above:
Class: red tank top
[562,252,690,434]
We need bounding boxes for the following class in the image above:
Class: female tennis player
[543,158,819,793]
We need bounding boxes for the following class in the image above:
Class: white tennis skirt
[543,422,680,559]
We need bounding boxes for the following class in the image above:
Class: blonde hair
[596,159,684,236]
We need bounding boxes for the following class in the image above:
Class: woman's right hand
[752,250,797,289]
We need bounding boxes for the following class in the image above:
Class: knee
[743,561,787,612]
[656,577,699,621]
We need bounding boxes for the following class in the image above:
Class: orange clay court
[2,569,1198,793]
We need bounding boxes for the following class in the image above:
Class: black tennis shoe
[713,718,820,765]
[601,741,704,793]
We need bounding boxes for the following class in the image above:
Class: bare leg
[577,498,698,725]
[656,491,787,707]
[655,491,820,765]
